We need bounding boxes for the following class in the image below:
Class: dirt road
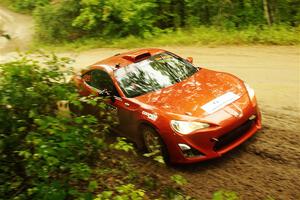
[0,5,33,54]
[1,6,300,200]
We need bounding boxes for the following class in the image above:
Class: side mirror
[186,57,193,64]
[98,90,115,103]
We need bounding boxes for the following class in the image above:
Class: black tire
[141,126,170,164]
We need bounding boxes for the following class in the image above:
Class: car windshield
[114,52,198,98]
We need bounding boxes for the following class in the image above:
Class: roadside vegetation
[34,25,300,51]
[1,0,299,48]
[0,54,197,200]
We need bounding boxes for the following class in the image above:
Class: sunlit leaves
[212,190,239,200]
[170,174,187,186]
[88,180,98,192]
[7,0,300,42]
[94,184,145,200]
[110,137,135,153]
[10,0,49,11]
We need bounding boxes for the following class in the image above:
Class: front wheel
[141,126,169,164]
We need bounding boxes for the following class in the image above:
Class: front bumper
[165,106,262,164]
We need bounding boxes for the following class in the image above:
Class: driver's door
[80,69,137,138]
[80,69,120,125]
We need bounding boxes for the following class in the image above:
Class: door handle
[124,103,130,107]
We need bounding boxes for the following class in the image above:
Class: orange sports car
[73,48,262,164]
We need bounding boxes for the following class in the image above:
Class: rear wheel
[141,126,169,163]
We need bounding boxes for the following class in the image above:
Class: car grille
[214,119,255,151]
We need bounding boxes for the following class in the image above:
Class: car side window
[83,70,120,97]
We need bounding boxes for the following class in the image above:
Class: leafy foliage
[171,174,187,186]
[94,184,145,200]
[110,137,135,153]
[0,54,195,200]
[213,190,239,200]
[34,1,82,41]
[8,0,49,12]
[0,54,114,199]
[4,0,298,42]
[32,0,159,42]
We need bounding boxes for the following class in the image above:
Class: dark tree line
[8,0,300,40]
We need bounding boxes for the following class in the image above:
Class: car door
[81,69,139,140]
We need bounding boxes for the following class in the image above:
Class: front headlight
[170,120,210,135]
[244,83,255,100]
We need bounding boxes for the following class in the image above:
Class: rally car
[72,48,262,164]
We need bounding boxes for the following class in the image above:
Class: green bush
[94,184,145,200]
[0,54,114,199]
[34,1,83,42]
[32,0,159,42]
[8,0,49,12]
[213,190,239,200]
[3,0,299,43]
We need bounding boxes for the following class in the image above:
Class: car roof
[83,48,166,74]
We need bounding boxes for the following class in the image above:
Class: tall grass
[33,25,300,51]
[155,25,300,46]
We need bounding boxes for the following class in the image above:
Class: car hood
[134,68,248,122]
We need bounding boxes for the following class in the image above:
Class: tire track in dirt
[242,107,300,166]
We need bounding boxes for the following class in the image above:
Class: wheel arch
[138,119,170,163]
[138,120,160,132]
[136,119,162,149]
